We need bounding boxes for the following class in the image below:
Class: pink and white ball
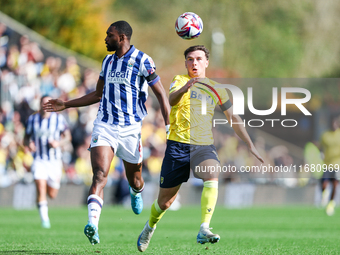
[175,12,203,40]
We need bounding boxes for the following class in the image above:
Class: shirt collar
[113,45,135,60]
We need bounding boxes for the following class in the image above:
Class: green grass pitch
[0,206,339,254]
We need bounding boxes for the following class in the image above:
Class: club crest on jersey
[170,81,176,90]
[128,60,135,67]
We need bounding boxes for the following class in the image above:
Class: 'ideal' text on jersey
[97,45,159,126]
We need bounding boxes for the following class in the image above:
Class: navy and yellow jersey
[321,129,340,166]
[168,74,231,145]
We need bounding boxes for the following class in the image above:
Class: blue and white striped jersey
[96,45,160,126]
[25,112,68,160]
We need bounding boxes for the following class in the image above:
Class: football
[175,12,203,40]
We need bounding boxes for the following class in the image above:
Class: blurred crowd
[0,22,317,192]
[0,22,170,191]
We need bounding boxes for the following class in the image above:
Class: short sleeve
[99,55,110,80]
[141,55,160,86]
[141,55,156,78]
[218,88,230,105]
[169,75,185,94]
[25,115,34,136]
[217,87,232,111]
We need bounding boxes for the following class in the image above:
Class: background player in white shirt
[43,21,170,245]
[24,95,71,229]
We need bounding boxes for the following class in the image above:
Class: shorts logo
[92,135,98,143]
[160,176,164,184]
[128,60,135,67]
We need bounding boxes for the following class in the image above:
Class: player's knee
[92,168,107,184]
[128,177,143,190]
[158,200,172,211]
[48,192,58,199]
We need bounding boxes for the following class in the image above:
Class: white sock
[130,183,145,196]
[200,222,209,229]
[87,194,103,229]
[38,200,49,222]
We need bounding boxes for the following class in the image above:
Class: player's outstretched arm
[43,98,67,112]
[169,78,198,106]
[43,79,104,112]
[224,106,264,163]
[151,80,170,125]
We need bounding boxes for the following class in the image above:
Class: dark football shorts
[322,170,337,180]
[159,140,220,188]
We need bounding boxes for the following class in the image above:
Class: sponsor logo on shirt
[107,69,131,83]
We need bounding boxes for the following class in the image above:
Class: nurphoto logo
[199,83,312,128]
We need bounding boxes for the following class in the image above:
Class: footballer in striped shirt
[43,21,170,245]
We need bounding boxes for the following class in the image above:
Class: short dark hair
[110,21,133,40]
[184,45,210,60]
[40,95,51,103]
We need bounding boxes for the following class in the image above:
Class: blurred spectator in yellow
[320,116,340,216]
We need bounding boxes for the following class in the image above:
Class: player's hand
[249,146,264,163]
[48,140,60,148]
[183,78,199,92]
[43,99,66,112]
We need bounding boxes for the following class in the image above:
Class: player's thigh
[116,124,143,181]
[31,159,48,181]
[90,146,115,177]
[35,179,47,195]
[332,178,339,186]
[123,160,142,180]
[47,186,59,199]
[46,160,62,190]
[193,159,220,180]
[160,140,191,188]
[116,124,143,165]
[191,144,220,180]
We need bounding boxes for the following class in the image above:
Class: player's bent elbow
[169,97,178,107]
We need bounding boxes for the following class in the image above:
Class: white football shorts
[90,121,143,164]
[31,159,62,189]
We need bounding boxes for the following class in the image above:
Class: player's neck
[189,74,206,79]
[115,44,132,59]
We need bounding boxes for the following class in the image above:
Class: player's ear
[205,60,209,68]
[119,34,125,42]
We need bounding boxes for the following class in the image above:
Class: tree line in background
[0,0,109,61]
[1,0,340,79]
